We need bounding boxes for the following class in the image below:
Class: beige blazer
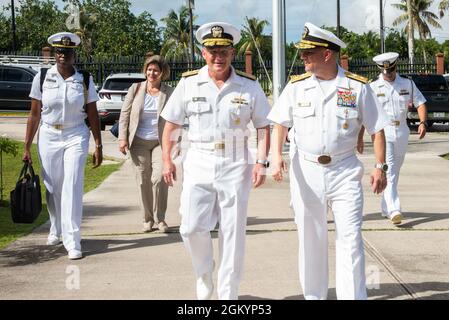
[118,81,174,148]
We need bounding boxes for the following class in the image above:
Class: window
[103,78,144,91]
[3,68,34,82]
[409,75,448,91]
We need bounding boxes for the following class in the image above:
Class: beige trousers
[129,136,168,224]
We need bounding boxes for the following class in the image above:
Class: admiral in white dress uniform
[268,23,389,300]
[161,22,271,300]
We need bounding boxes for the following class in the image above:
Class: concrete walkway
[1,119,449,299]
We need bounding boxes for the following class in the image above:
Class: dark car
[402,73,449,127]
[0,65,37,111]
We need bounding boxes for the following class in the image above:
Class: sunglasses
[55,48,74,55]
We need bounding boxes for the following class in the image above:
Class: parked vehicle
[97,73,145,130]
[403,74,449,127]
[0,65,37,111]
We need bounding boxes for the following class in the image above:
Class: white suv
[97,73,145,130]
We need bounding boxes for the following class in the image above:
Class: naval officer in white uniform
[268,23,389,300]
[358,52,427,225]
[161,22,271,300]
[23,32,102,260]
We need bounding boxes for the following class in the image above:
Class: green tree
[438,0,449,17]
[385,29,408,57]
[72,0,160,58]
[161,6,198,61]
[0,11,10,51]
[14,0,65,51]
[392,0,442,63]
[237,17,271,60]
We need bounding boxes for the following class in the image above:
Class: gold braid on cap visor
[52,43,77,49]
[297,39,329,49]
[202,38,234,46]
[377,60,398,69]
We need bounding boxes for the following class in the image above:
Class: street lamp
[380,0,385,53]
[187,0,195,65]
[11,0,17,51]
[337,0,341,37]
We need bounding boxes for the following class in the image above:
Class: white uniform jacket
[268,66,389,157]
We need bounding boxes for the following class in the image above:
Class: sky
[3,0,449,43]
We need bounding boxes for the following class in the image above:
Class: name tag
[231,97,249,105]
[45,78,57,83]
[377,93,385,97]
[192,97,207,102]
[399,90,410,96]
[297,101,311,107]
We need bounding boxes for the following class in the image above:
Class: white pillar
[272,0,286,103]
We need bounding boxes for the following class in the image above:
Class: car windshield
[103,78,143,91]
[408,75,448,91]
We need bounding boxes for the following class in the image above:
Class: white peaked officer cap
[296,22,346,51]
[373,52,400,69]
[196,22,241,47]
[47,32,81,48]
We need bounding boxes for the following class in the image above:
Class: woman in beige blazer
[118,54,174,233]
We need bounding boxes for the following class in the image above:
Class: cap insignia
[211,26,224,38]
[302,26,309,39]
[61,36,71,46]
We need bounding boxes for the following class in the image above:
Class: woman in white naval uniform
[359,52,427,225]
[23,32,102,260]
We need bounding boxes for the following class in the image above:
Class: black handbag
[110,121,119,138]
[10,162,42,224]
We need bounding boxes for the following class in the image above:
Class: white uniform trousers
[290,151,367,300]
[381,131,408,216]
[38,123,89,252]
[179,147,253,300]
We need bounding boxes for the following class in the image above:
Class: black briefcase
[10,162,42,224]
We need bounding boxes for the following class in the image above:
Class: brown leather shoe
[158,221,169,233]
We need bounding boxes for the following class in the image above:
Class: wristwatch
[256,159,270,168]
[419,120,428,128]
[375,163,388,173]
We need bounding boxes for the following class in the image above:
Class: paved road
[1,117,448,300]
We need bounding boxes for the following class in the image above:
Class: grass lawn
[0,141,122,249]
[444,154,449,160]
[0,111,29,117]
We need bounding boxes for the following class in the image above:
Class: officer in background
[24,32,102,260]
[357,52,427,225]
[268,23,389,300]
[161,22,271,300]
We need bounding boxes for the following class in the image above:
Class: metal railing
[0,53,438,94]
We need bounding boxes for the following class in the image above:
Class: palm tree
[438,0,449,17]
[160,6,198,61]
[392,0,442,63]
[237,17,270,59]
[74,9,98,58]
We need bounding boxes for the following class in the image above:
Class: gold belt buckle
[392,120,400,126]
[317,155,332,165]
[53,124,63,130]
[214,142,225,150]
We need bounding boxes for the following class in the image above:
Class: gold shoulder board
[182,69,200,78]
[344,71,369,84]
[236,70,256,81]
[290,72,312,83]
